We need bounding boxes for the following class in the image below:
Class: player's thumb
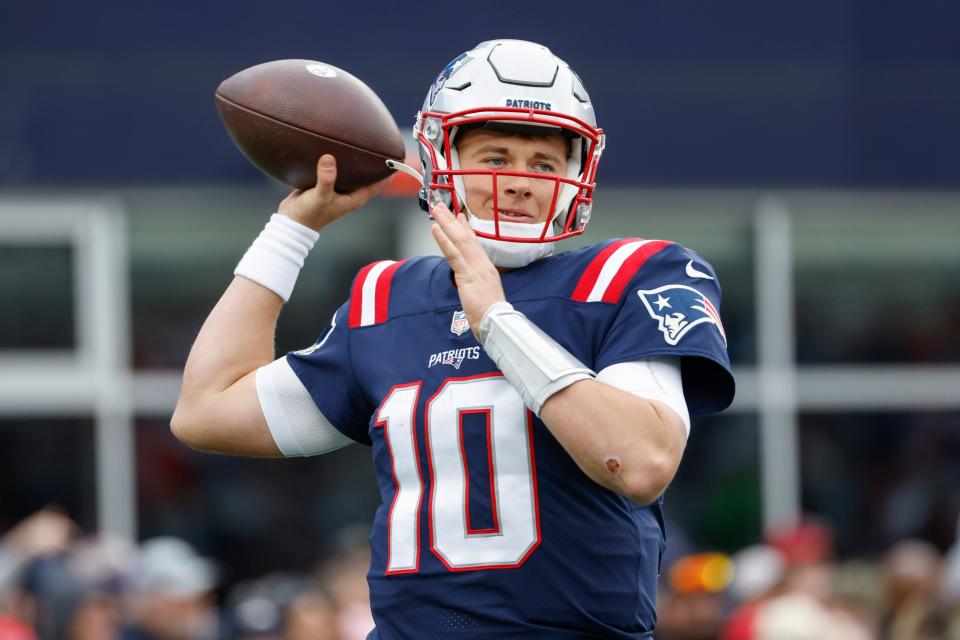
[315,154,337,192]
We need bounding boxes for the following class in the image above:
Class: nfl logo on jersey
[450,310,470,336]
[638,284,726,346]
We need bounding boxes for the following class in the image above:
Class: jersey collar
[428,254,556,312]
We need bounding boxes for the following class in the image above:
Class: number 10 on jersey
[375,374,541,573]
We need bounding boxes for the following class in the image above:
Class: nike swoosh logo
[685,260,715,280]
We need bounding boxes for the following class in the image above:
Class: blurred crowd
[657,520,960,640]
[4,509,960,639]
[0,508,374,640]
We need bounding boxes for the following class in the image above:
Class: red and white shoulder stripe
[348,260,405,328]
[571,239,672,303]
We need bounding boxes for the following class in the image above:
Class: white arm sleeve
[596,357,691,435]
[255,357,354,457]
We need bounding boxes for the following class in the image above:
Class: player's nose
[502,174,534,198]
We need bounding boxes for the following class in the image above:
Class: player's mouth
[496,209,536,222]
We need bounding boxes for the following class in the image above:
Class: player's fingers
[429,203,454,233]
[342,174,393,207]
[431,203,469,243]
[432,221,467,267]
[454,212,479,241]
[313,155,337,197]
[431,223,463,266]
[430,201,453,221]
[451,211,491,261]
[436,209,490,268]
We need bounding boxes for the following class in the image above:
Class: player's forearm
[476,302,686,504]
[539,380,687,505]
[174,277,281,418]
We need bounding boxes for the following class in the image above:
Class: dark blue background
[2,0,958,186]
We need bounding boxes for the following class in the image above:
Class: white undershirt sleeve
[255,357,354,457]
[596,356,691,435]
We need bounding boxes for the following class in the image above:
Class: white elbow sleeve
[597,358,691,434]
[255,357,353,456]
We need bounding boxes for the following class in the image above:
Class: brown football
[215,59,405,192]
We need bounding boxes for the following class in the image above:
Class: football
[215,59,405,192]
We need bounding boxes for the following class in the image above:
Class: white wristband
[479,301,595,416]
[234,214,320,302]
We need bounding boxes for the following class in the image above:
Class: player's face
[455,128,569,224]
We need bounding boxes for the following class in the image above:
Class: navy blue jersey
[286,239,734,639]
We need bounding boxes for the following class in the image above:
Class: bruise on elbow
[605,456,622,476]
[604,455,662,505]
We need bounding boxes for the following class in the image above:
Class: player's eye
[483,157,507,168]
[532,162,556,173]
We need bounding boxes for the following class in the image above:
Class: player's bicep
[596,357,691,435]
[172,369,283,457]
[255,357,354,456]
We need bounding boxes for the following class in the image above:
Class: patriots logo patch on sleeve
[637,284,726,346]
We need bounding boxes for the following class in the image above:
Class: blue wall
[2,0,958,186]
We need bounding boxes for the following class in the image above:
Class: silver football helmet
[395,40,605,267]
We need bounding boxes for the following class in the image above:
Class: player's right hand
[278,154,392,232]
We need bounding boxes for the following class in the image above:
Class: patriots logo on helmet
[637,284,726,346]
[428,53,469,106]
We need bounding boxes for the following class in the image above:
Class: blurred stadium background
[1,2,959,638]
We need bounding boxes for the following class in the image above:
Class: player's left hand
[430,202,506,342]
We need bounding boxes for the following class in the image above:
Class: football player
[172,40,734,639]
